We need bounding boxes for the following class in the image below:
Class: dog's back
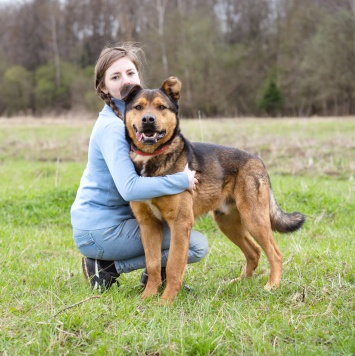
[186,140,258,216]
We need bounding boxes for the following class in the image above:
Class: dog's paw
[159,297,173,306]
[264,282,280,291]
[141,287,159,300]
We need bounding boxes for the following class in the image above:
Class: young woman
[71,43,208,292]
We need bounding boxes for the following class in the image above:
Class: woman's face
[101,56,141,99]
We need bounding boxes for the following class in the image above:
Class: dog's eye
[158,105,166,110]
[134,105,143,110]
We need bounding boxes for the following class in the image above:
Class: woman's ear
[100,86,109,95]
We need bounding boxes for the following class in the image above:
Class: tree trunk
[50,1,60,88]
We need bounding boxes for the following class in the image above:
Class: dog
[122,77,305,304]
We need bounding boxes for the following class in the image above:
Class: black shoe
[140,269,149,286]
[140,267,191,292]
[140,267,166,286]
[82,257,120,292]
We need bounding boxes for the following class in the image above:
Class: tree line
[0,0,354,118]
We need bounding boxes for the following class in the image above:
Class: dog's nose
[142,115,155,124]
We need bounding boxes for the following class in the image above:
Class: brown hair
[94,42,145,119]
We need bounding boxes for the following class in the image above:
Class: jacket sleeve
[100,120,189,202]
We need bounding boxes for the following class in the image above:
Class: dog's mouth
[133,125,166,144]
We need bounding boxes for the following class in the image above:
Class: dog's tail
[269,189,305,233]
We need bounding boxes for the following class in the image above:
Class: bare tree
[0,0,354,116]
[49,0,61,87]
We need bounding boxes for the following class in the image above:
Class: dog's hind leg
[241,214,282,290]
[236,172,283,290]
[213,205,261,281]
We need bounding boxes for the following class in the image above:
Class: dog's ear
[121,84,142,103]
[160,77,181,102]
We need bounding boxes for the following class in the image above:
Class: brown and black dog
[122,77,305,304]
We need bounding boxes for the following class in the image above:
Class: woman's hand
[183,164,198,192]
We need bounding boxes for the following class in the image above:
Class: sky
[0,0,28,3]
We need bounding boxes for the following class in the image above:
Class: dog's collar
[130,144,170,156]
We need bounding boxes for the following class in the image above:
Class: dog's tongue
[136,131,143,141]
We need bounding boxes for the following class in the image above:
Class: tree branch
[52,296,102,318]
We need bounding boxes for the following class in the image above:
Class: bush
[1,65,33,116]
[72,65,103,112]
[34,60,76,113]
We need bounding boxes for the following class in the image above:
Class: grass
[0,117,354,355]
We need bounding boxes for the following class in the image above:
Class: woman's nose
[122,74,130,85]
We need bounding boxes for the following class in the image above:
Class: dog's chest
[144,200,163,221]
[132,156,150,176]
[132,157,161,177]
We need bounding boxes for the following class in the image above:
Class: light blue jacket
[70,100,189,230]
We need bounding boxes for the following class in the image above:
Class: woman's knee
[73,229,104,259]
[189,229,208,262]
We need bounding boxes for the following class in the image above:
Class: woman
[71,43,208,292]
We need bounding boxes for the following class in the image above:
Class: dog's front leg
[159,195,194,304]
[130,202,163,299]
[141,221,164,299]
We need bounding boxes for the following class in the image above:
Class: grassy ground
[0,117,354,355]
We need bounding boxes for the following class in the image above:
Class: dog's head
[122,77,181,153]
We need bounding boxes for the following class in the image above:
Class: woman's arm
[100,121,190,202]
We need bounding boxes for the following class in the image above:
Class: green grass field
[1,117,354,355]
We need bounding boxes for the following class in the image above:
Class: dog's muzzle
[133,119,166,144]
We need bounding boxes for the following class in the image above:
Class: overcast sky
[0,0,27,3]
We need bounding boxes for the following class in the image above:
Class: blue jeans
[73,219,208,274]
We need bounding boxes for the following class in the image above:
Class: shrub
[34,60,76,113]
[1,65,33,116]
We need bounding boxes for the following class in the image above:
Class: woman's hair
[94,42,145,119]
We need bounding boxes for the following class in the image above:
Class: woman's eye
[134,105,142,110]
